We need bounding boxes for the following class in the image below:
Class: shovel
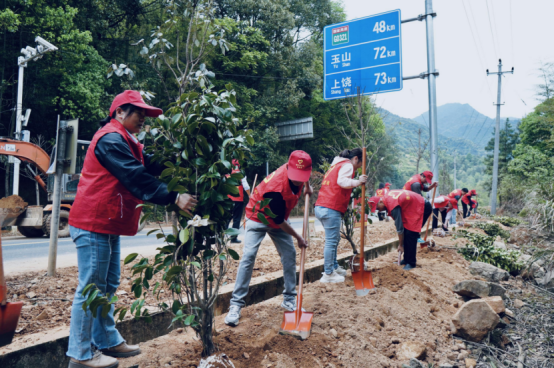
[350,147,375,296]
[0,208,24,347]
[418,187,437,248]
[279,194,313,340]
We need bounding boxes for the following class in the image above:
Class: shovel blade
[279,310,313,340]
[0,302,23,347]
[351,269,375,296]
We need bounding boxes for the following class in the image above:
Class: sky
[340,0,554,120]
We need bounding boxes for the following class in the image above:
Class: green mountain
[412,103,521,148]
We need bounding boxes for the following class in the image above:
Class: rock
[330,328,338,338]
[469,262,510,282]
[439,364,454,368]
[452,280,490,299]
[465,358,477,368]
[243,352,249,359]
[451,299,500,342]
[26,291,36,299]
[446,352,458,360]
[458,351,469,360]
[483,296,505,314]
[513,299,526,308]
[505,308,515,318]
[36,309,50,321]
[115,290,127,295]
[537,269,554,287]
[397,341,426,361]
[493,241,506,249]
[402,358,426,368]
[488,283,507,299]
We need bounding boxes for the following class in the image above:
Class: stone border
[0,232,415,368]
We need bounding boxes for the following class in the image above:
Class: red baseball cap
[287,150,312,182]
[471,189,477,195]
[110,90,163,118]
[368,196,380,212]
[232,159,239,167]
[422,171,433,182]
[385,182,391,188]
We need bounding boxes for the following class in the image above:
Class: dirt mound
[0,195,27,209]
[373,264,432,293]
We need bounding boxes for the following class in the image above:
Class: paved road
[2,217,323,276]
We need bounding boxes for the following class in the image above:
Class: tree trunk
[200,304,215,357]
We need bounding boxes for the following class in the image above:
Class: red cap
[471,189,477,196]
[110,90,163,118]
[422,171,433,182]
[368,196,380,213]
[287,150,312,182]
[385,182,391,188]
[232,159,239,167]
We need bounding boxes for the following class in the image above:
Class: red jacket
[69,120,144,236]
[383,190,425,232]
[315,161,355,214]
[434,195,456,212]
[375,188,389,198]
[245,165,303,228]
[227,168,244,202]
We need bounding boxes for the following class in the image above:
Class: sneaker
[403,264,416,271]
[69,350,118,368]
[334,266,347,277]
[280,299,306,312]
[400,259,406,265]
[224,305,241,326]
[101,342,141,358]
[319,271,345,284]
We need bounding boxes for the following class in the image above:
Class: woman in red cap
[403,171,438,196]
[225,151,313,327]
[226,159,251,243]
[314,148,367,283]
[66,91,197,368]
[432,195,457,232]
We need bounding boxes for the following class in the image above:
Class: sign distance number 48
[373,20,395,34]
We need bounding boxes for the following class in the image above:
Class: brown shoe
[69,351,118,368]
[101,342,141,358]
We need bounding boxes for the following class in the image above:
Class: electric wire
[484,0,499,59]
[509,0,515,65]
[489,0,502,58]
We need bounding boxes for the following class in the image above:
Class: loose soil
[0,195,27,210]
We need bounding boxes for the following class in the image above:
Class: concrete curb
[0,232,420,367]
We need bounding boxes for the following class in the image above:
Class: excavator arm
[0,138,50,191]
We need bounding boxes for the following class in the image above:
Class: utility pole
[487,59,514,215]
[425,0,439,195]
[453,154,457,189]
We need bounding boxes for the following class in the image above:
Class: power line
[484,0,499,58]
[489,0,502,58]
[509,0,515,65]
[462,0,487,73]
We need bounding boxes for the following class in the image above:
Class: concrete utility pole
[425,0,439,193]
[453,155,457,189]
[487,59,514,215]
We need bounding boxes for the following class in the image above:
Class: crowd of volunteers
[65,90,481,367]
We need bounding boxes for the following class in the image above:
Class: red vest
[434,195,456,212]
[462,193,473,204]
[227,168,244,202]
[449,189,463,199]
[383,190,425,232]
[245,165,303,228]
[69,120,144,236]
[315,161,355,214]
[403,174,423,192]
[375,188,389,198]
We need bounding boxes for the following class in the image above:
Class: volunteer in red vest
[226,159,251,244]
[314,148,367,283]
[448,188,468,225]
[375,182,391,221]
[403,171,438,196]
[225,151,313,327]
[462,189,478,218]
[67,91,197,368]
[370,190,432,271]
[432,195,457,232]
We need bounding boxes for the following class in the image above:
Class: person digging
[462,189,478,218]
[370,190,432,271]
[226,159,251,244]
[67,91,197,368]
[375,182,391,221]
[448,188,468,225]
[314,148,367,284]
[403,170,438,196]
[432,195,457,232]
[225,151,313,327]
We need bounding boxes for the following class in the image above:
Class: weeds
[473,222,511,240]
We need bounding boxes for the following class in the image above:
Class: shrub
[472,222,510,240]
[493,216,523,227]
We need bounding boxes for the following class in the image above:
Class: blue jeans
[230,220,297,307]
[67,226,125,360]
[315,206,342,275]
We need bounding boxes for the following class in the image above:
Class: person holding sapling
[67,91,197,368]
[314,148,367,283]
[369,190,432,271]
[225,151,313,326]
[403,170,438,196]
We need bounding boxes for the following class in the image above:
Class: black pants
[432,208,447,229]
[462,201,477,218]
[378,211,386,221]
[228,200,246,239]
[423,200,432,228]
[403,229,420,267]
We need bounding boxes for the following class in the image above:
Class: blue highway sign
[324,10,403,100]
